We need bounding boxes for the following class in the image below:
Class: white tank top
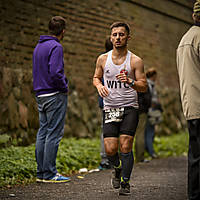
[103,50,138,110]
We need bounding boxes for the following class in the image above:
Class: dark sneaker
[99,161,112,170]
[119,182,131,195]
[43,173,71,183]
[111,168,121,189]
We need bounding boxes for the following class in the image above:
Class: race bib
[105,108,124,123]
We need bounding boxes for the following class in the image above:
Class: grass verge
[0,132,188,188]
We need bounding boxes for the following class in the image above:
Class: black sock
[107,153,120,168]
[120,151,134,183]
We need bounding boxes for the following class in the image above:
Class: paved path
[0,156,187,200]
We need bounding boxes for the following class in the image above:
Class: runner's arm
[93,55,109,97]
[115,55,147,92]
[129,56,147,92]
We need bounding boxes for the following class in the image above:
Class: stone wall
[0,0,195,145]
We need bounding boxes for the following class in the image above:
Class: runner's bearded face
[111,27,129,49]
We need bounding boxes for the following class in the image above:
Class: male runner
[93,22,147,195]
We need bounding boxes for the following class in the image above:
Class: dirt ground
[0,156,188,200]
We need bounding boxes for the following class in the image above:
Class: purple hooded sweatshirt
[32,35,68,96]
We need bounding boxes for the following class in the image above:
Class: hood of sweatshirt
[38,35,60,43]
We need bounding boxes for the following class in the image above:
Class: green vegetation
[0,138,101,188]
[143,131,189,159]
[154,132,189,157]
[0,132,188,188]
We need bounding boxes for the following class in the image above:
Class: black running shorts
[103,107,139,138]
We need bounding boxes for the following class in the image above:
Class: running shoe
[119,181,131,195]
[99,161,112,170]
[111,168,121,189]
[43,173,71,183]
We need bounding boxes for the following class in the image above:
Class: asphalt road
[0,156,188,200]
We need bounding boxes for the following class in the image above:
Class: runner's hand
[116,72,130,83]
[97,85,109,97]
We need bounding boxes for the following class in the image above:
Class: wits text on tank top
[103,50,138,110]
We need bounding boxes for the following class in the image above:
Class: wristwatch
[128,79,135,87]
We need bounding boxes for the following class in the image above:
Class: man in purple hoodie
[33,16,70,183]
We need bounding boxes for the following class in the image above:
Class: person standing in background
[144,68,162,159]
[33,16,70,183]
[176,1,200,199]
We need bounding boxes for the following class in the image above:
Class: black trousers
[188,119,200,200]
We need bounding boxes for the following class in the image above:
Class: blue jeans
[145,120,155,156]
[188,119,200,200]
[35,93,68,180]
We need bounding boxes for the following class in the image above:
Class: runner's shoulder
[130,52,143,66]
[97,52,109,65]
[98,52,109,61]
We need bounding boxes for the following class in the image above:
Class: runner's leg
[104,137,119,167]
[120,135,134,182]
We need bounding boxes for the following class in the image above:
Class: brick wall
[0,0,195,144]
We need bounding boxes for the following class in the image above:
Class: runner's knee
[120,136,133,153]
[120,143,133,153]
[105,144,118,156]
[120,146,132,153]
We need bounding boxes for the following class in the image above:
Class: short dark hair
[110,22,130,35]
[48,16,66,36]
[146,67,157,78]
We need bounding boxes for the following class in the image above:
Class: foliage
[57,138,101,174]
[153,131,189,158]
[0,133,188,188]
[0,134,11,148]
[0,138,101,188]
[0,145,36,187]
